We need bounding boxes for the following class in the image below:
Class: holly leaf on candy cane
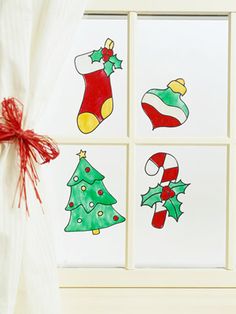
[169,180,190,195]
[163,195,183,221]
[141,184,163,207]
[163,180,190,221]
[90,48,103,62]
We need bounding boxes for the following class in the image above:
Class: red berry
[85,167,90,173]
[102,48,113,62]
[160,186,175,201]
[160,191,169,201]
[98,190,103,195]
[108,49,113,56]
[164,186,171,193]
[103,55,110,62]
[102,47,108,55]
[69,202,74,207]
[113,215,119,221]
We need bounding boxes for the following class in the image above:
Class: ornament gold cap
[167,78,187,96]
[104,38,114,50]
[77,150,86,159]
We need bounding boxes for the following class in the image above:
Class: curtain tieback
[0,97,59,213]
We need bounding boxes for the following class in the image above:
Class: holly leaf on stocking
[109,54,122,69]
[141,184,162,207]
[104,60,114,76]
[90,48,103,63]
[169,180,190,195]
[164,195,183,222]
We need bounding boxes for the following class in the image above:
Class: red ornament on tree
[98,189,103,195]
[69,202,74,207]
[85,167,90,173]
[113,215,119,221]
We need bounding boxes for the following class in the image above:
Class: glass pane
[135,145,226,268]
[136,17,228,138]
[36,15,127,138]
[42,145,127,267]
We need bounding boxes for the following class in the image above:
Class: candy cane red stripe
[161,167,179,183]
[146,152,179,183]
[150,152,166,167]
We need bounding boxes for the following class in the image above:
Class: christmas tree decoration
[141,152,190,229]
[74,38,123,134]
[65,150,125,235]
[141,78,189,130]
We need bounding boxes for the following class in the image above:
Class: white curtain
[0,1,86,313]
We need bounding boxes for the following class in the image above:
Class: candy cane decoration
[145,152,179,184]
[142,152,189,229]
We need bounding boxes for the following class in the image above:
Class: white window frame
[58,0,236,289]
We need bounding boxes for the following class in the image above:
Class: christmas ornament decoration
[65,150,125,235]
[141,152,190,229]
[0,98,59,213]
[74,38,123,134]
[141,78,189,130]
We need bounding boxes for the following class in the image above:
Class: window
[41,1,236,289]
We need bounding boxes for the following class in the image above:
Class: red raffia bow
[0,97,60,214]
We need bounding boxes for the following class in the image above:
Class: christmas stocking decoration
[75,38,122,134]
[141,78,189,130]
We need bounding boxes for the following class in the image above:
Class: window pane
[136,17,228,138]
[42,145,127,267]
[135,145,226,268]
[36,15,127,138]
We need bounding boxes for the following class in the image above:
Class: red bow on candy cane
[0,98,59,213]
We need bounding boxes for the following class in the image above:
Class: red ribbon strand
[0,98,59,213]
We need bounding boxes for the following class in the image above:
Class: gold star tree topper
[77,150,86,159]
